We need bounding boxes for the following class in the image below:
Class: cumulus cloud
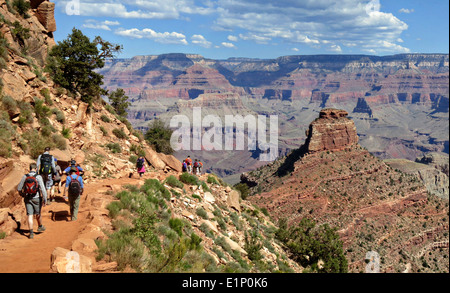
[221,42,236,48]
[115,28,188,45]
[214,0,410,54]
[191,35,212,48]
[82,19,120,31]
[227,35,238,42]
[57,0,215,19]
[59,0,411,54]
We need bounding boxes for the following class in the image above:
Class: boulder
[0,208,17,236]
[159,153,182,173]
[222,236,247,255]
[144,147,166,170]
[227,190,240,212]
[203,192,215,204]
[72,238,98,254]
[50,247,92,273]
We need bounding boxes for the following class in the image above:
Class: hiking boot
[29,232,34,239]
[37,225,46,232]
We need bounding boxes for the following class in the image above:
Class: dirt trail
[0,174,149,273]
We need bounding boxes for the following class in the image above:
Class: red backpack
[22,174,39,197]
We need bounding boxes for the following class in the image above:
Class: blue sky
[53,0,449,60]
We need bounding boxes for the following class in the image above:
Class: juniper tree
[46,28,122,106]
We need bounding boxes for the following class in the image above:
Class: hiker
[184,156,193,174]
[194,159,203,175]
[36,147,56,203]
[63,167,84,221]
[52,158,62,195]
[136,156,146,177]
[17,163,47,239]
[182,161,188,173]
[63,159,84,177]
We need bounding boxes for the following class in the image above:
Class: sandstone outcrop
[305,109,359,153]
[35,0,57,33]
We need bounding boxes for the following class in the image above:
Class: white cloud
[115,28,188,45]
[82,19,120,31]
[399,8,415,14]
[214,0,410,54]
[329,44,343,53]
[239,33,271,44]
[221,42,236,48]
[57,0,216,19]
[191,35,212,48]
[227,35,238,42]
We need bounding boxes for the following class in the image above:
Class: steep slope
[0,1,301,274]
[241,109,449,273]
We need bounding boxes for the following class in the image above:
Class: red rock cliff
[304,109,358,153]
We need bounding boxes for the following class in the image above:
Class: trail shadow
[48,210,70,222]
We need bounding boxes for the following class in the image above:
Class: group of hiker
[17,149,205,239]
[17,147,84,239]
[134,155,204,177]
[182,156,203,175]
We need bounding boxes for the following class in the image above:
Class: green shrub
[61,127,71,139]
[207,175,220,185]
[108,88,130,118]
[179,173,200,186]
[112,128,127,139]
[165,175,184,189]
[33,97,50,119]
[100,114,111,123]
[106,143,122,153]
[244,231,263,261]
[234,183,250,200]
[145,119,174,155]
[22,129,47,159]
[99,126,108,136]
[12,0,30,18]
[52,134,67,150]
[275,218,348,273]
[1,95,17,117]
[169,218,184,237]
[40,88,52,105]
[0,123,13,157]
[196,208,208,219]
[129,155,138,164]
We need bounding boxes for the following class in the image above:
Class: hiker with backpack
[36,147,56,203]
[63,159,84,177]
[63,167,84,221]
[184,156,193,174]
[194,159,203,175]
[136,156,146,178]
[17,163,47,239]
[52,158,62,196]
[182,161,188,173]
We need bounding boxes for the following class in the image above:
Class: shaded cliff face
[240,110,449,273]
[100,53,449,182]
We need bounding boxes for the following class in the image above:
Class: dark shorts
[25,197,42,215]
